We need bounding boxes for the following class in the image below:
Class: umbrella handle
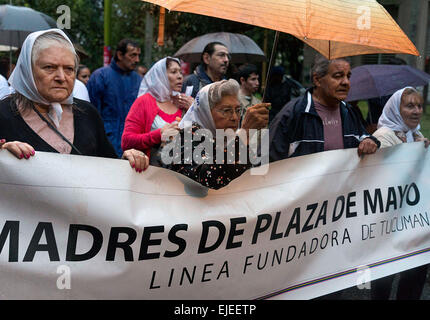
[262,31,280,102]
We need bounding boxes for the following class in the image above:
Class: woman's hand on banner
[0,139,35,159]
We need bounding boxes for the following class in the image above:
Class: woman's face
[77,67,90,85]
[167,61,183,92]
[211,94,241,131]
[33,46,76,102]
[400,93,423,129]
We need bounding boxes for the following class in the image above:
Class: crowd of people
[0,28,429,299]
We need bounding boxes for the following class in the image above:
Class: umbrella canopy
[346,65,430,102]
[0,5,57,47]
[174,32,265,63]
[143,0,419,59]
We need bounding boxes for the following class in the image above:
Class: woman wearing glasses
[161,79,270,189]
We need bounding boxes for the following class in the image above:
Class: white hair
[208,79,240,109]
[31,31,79,71]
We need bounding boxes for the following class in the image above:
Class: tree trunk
[144,10,154,69]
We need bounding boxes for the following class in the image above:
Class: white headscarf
[377,87,421,143]
[179,83,217,135]
[8,28,76,128]
[138,56,180,102]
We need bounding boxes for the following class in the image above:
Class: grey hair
[401,87,423,102]
[208,79,240,109]
[31,31,79,71]
[310,53,351,87]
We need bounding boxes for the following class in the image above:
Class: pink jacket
[121,93,161,157]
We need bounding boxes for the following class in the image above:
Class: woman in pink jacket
[121,57,193,166]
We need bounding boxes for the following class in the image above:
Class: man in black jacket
[269,53,381,300]
[269,54,380,162]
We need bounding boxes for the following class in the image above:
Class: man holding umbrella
[182,42,230,98]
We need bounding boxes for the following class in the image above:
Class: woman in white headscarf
[371,87,428,300]
[0,29,148,173]
[373,87,429,148]
[121,57,193,166]
[161,79,270,189]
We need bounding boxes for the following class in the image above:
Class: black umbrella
[174,32,266,64]
[0,4,57,47]
[346,64,430,102]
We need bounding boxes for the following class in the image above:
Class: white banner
[0,143,429,300]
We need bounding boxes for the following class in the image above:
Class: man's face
[314,60,351,101]
[204,45,230,76]
[33,46,75,102]
[400,93,423,129]
[241,72,260,94]
[117,44,141,72]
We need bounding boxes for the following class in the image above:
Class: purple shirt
[314,101,344,151]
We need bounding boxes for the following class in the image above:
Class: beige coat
[373,126,424,148]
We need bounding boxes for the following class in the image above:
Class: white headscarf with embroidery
[138,56,181,102]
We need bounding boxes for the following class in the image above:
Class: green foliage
[1,0,104,71]
[420,107,430,139]
[0,0,304,80]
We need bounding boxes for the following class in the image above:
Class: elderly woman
[371,87,428,300]
[0,29,148,172]
[161,79,270,190]
[373,87,429,148]
[121,56,193,166]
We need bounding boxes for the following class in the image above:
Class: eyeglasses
[214,107,242,118]
[214,52,231,60]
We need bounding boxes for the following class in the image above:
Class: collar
[239,88,252,100]
[304,88,346,116]
[110,59,131,75]
[195,64,213,83]
[196,64,226,83]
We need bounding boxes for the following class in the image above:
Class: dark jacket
[181,64,214,98]
[269,89,379,162]
[87,59,142,157]
[162,122,253,190]
[0,96,118,158]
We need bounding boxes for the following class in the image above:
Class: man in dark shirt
[269,53,380,162]
[269,53,381,300]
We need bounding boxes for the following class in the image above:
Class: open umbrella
[174,32,265,64]
[143,0,419,59]
[346,65,430,102]
[0,4,57,47]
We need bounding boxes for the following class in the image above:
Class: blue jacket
[87,59,142,156]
